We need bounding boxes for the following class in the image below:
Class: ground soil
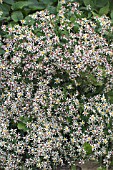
[56,161,113,170]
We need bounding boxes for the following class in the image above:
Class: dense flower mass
[0,0,113,169]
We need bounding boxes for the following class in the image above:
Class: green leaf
[110,161,113,166]
[97,167,106,170]
[20,116,31,123]
[41,0,51,5]
[99,2,109,15]
[22,7,31,15]
[3,0,14,5]
[24,15,35,25]
[70,16,76,22]
[83,0,91,6]
[28,0,38,4]
[83,142,92,155]
[111,10,113,19]
[88,73,97,83]
[39,0,57,6]
[20,116,27,123]
[62,30,69,36]
[17,122,26,130]
[0,4,10,15]
[71,165,76,170]
[73,23,79,32]
[0,48,5,55]
[0,17,7,21]
[109,0,113,11]
[88,12,92,18]
[92,11,99,17]
[8,21,17,27]
[28,5,46,11]
[107,90,113,103]
[47,5,57,14]
[83,0,95,8]
[11,11,23,22]
[57,2,62,12]
[11,1,33,10]
[94,0,108,8]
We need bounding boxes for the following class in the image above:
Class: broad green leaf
[22,7,31,15]
[28,5,46,11]
[41,0,51,5]
[94,0,108,8]
[0,16,10,21]
[20,116,28,123]
[24,15,35,25]
[19,116,31,123]
[39,0,57,5]
[3,0,14,5]
[0,4,10,15]
[99,2,109,15]
[88,12,92,18]
[11,1,33,10]
[111,10,113,19]
[11,11,23,22]
[92,11,99,17]
[109,0,113,10]
[84,0,91,6]
[28,0,38,4]
[73,23,79,32]
[71,165,76,170]
[0,17,6,21]
[8,21,17,27]
[70,16,76,22]
[17,122,26,130]
[50,0,58,3]
[83,0,95,8]
[83,142,92,155]
[0,48,5,55]
[47,5,57,14]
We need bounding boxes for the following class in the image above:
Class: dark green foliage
[11,11,23,22]
[0,0,113,26]
[0,0,58,26]
[0,0,58,56]
[0,0,113,35]
[77,0,113,21]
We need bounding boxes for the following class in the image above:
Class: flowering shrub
[0,0,113,169]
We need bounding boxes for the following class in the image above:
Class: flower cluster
[0,0,113,169]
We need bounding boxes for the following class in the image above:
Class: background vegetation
[1,0,113,55]
[0,0,113,25]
